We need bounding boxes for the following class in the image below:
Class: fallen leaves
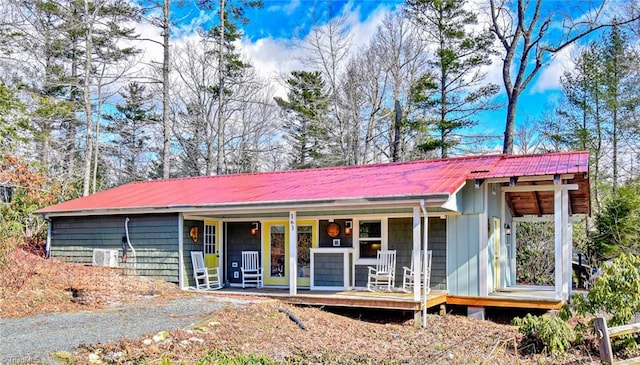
[0,249,185,318]
[1,249,601,364]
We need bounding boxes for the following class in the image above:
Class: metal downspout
[45,218,52,258]
[420,199,429,328]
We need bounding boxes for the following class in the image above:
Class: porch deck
[447,285,563,310]
[202,286,563,311]
[210,288,448,311]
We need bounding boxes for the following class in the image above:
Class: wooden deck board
[209,288,443,311]
[201,288,561,311]
[447,295,563,310]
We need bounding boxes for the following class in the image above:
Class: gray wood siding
[319,219,353,247]
[225,222,261,285]
[389,217,447,290]
[50,214,180,283]
[313,253,344,287]
[182,219,205,288]
[447,214,480,296]
[354,265,368,287]
[354,218,447,289]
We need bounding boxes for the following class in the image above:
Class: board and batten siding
[447,214,480,296]
[353,217,447,289]
[50,213,180,283]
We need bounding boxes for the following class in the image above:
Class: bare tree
[488,0,640,154]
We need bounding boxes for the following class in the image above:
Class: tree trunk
[392,99,401,162]
[161,0,170,179]
[503,91,519,155]
[82,0,93,197]
[216,0,225,175]
[92,85,103,193]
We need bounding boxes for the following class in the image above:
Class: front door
[493,218,501,290]
[204,221,220,271]
[295,221,316,287]
[263,221,288,286]
[262,220,317,287]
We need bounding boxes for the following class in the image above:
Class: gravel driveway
[0,294,259,364]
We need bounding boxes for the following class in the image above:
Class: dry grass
[69,302,599,364]
[1,249,600,364]
[0,249,185,318]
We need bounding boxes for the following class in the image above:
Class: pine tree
[406,0,498,158]
[275,71,331,169]
[197,0,262,175]
[558,43,607,210]
[0,83,27,154]
[104,82,158,185]
[602,22,633,192]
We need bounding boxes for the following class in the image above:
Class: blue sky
[149,0,611,150]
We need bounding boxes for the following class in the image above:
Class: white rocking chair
[191,251,222,290]
[402,250,432,293]
[241,251,263,288]
[366,250,397,291]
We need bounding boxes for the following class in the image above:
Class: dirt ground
[1,249,601,364]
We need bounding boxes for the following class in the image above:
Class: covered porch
[476,166,591,303]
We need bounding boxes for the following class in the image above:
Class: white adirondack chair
[191,251,222,290]
[402,250,432,293]
[241,251,263,288]
[366,250,397,291]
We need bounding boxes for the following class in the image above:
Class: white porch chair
[191,251,222,290]
[241,251,263,288]
[402,250,432,294]
[366,250,397,291]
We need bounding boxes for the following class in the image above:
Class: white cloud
[239,2,397,98]
[282,0,301,15]
[530,43,577,94]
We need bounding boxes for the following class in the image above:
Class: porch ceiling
[505,174,590,217]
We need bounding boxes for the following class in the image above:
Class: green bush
[572,253,640,355]
[512,313,576,356]
[572,253,640,326]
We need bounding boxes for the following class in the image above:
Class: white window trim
[354,217,388,265]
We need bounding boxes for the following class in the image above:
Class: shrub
[572,253,640,355]
[512,313,576,356]
[572,253,640,326]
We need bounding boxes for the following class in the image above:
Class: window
[297,225,312,278]
[269,224,286,277]
[358,220,382,259]
[204,223,216,254]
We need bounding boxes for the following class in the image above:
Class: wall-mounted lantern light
[344,220,353,235]
[504,223,511,236]
[189,226,199,243]
[250,222,259,236]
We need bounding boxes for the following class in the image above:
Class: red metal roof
[36,151,589,215]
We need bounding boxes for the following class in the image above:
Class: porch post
[562,188,570,300]
[510,221,517,286]
[479,183,489,296]
[554,184,563,300]
[412,206,421,302]
[289,211,297,296]
[421,203,429,329]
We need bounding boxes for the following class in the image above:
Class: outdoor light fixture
[250,222,259,236]
[344,220,353,235]
[189,226,199,243]
[504,223,511,236]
